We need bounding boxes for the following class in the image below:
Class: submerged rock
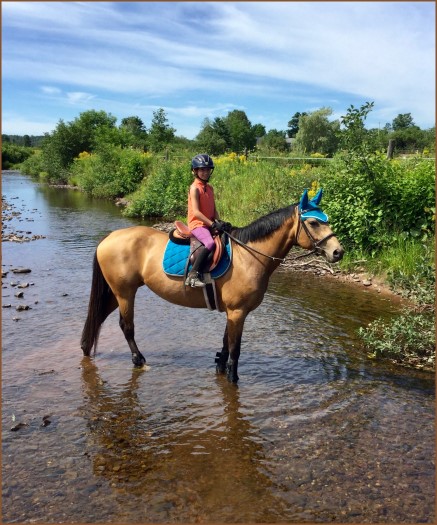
[16,304,30,311]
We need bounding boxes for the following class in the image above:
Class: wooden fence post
[386,139,395,159]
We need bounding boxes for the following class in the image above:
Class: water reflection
[79,358,292,521]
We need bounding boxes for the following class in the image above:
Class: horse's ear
[311,188,323,206]
[298,189,309,211]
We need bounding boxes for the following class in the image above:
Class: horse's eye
[309,220,319,227]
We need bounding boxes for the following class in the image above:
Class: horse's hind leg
[117,294,146,368]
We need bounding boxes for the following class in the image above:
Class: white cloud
[66,92,96,105]
[2,114,57,135]
[2,2,435,137]
[41,86,61,95]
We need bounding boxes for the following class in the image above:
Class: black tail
[81,251,114,356]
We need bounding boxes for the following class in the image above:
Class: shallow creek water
[2,171,435,523]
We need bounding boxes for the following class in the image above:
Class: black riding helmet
[191,154,214,175]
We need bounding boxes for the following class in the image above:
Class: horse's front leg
[224,310,246,383]
[215,325,229,374]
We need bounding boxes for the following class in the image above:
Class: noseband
[296,211,337,257]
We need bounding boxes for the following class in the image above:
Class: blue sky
[2,1,435,139]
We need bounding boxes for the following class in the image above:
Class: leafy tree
[196,112,261,154]
[120,116,147,135]
[367,126,391,152]
[392,113,415,130]
[257,129,288,153]
[41,120,79,180]
[120,116,148,150]
[223,110,256,152]
[195,117,229,155]
[391,126,428,152]
[287,112,307,138]
[294,107,340,155]
[252,123,266,140]
[2,134,44,146]
[74,110,118,150]
[422,127,436,152]
[338,101,375,155]
[39,110,118,182]
[148,108,175,152]
[213,117,232,147]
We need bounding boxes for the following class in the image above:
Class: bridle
[295,209,337,258]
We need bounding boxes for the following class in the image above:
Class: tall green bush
[322,154,435,253]
[124,159,192,218]
[2,143,34,169]
[71,148,152,198]
[19,149,46,178]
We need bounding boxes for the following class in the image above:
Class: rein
[225,231,286,262]
[226,209,336,263]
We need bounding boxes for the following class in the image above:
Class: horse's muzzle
[328,245,344,263]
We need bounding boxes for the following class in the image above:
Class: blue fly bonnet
[298,188,329,223]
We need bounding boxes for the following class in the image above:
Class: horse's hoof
[215,352,227,374]
[132,354,146,368]
[226,363,239,383]
[216,364,226,374]
[81,344,91,357]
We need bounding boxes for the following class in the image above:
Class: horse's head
[296,189,344,263]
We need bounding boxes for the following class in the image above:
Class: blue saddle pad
[163,238,232,278]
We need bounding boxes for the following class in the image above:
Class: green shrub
[2,143,34,168]
[386,238,435,304]
[72,148,152,199]
[19,149,46,177]
[359,311,435,370]
[322,154,435,253]
[124,159,191,218]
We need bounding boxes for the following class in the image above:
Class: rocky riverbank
[2,197,47,320]
[2,197,46,242]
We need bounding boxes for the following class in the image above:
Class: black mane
[231,204,296,243]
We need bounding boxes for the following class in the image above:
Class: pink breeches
[191,226,215,251]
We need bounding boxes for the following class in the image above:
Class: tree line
[3,101,435,170]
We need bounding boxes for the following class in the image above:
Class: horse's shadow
[79,357,287,520]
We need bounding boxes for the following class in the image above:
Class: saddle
[163,222,232,311]
[169,221,224,272]
[163,222,232,279]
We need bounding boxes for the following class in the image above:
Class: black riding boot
[185,246,211,288]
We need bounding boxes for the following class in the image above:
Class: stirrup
[185,273,206,288]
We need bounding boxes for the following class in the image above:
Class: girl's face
[194,168,212,182]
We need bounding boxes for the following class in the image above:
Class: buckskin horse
[81,189,344,382]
